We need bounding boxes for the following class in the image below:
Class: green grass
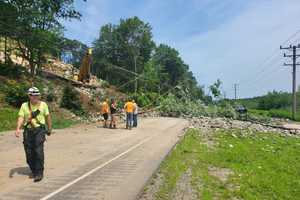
[249,108,300,122]
[0,106,19,132]
[152,129,300,200]
[51,113,78,129]
[0,106,78,133]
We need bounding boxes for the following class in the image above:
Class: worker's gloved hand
[46,129,52,136]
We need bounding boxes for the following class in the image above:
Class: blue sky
[63,0,300,98]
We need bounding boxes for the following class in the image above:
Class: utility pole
[234,83,238,100]
[280,44,300,120]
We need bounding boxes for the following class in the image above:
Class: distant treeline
[236,90,300,110]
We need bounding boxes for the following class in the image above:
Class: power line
[237,28,300,86]
[239,59,283,91]
[239,31,300,90]
[239,57,283,89]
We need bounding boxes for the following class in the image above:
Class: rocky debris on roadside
[189,116,300,136]
[87,113,103,123]
[140,110,160,118]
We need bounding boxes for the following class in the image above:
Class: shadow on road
[9,167,31,178]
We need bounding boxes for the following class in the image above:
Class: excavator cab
[78,48,92,84]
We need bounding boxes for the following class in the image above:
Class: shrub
[46,91,56,102]
[159,94,207,117]
[4,80,30,107]
[216,103,237,119]
[60,85,83,115]
[0,62,24,79]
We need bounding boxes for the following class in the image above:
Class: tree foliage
[0,0,83,77]
[209,79,222,99]
[92,16,155,91]
[92,18,206,100]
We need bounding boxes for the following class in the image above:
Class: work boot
[34,174,43,182]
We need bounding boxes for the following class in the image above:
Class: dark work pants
[133,114,138,127]
[23,127,46,176]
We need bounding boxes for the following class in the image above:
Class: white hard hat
[28,87,41,96]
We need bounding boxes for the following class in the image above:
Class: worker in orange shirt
[101,99,110,128]
[124,99,135,130]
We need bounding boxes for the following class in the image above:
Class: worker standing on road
[15,87,52,182]
[110,98,117,129]
[101,99,110,128]
[124,99,134,130]
[133,100,138,128]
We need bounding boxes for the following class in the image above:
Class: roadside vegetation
[0,63,78,132]
[143,128,300,200]
[0,106,77,133]
[237,90,300,121]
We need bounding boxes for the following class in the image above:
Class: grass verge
[0,106,78,133]
[148,129,300,200]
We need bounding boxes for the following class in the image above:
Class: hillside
[0,57,126,132]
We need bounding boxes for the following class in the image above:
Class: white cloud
[174,0,300,98]
[63,0,109,45]
[63,0,300,98]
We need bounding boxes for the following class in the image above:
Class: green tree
[92,16,155,92]
[152,44,205,99]
[258,91,291,110]
[0,0,83,78]
[153,44,186,88]
[209,79,222,99]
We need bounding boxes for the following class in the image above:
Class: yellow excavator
[78,48,92,84]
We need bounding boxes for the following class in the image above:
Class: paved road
[0,117,188,200]
[282,123,300,130]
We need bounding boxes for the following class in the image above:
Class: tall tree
[152,44,187,89]
[92,16,155,92]
[209,79,222,100]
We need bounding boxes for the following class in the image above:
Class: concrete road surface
[0,117,188,200]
